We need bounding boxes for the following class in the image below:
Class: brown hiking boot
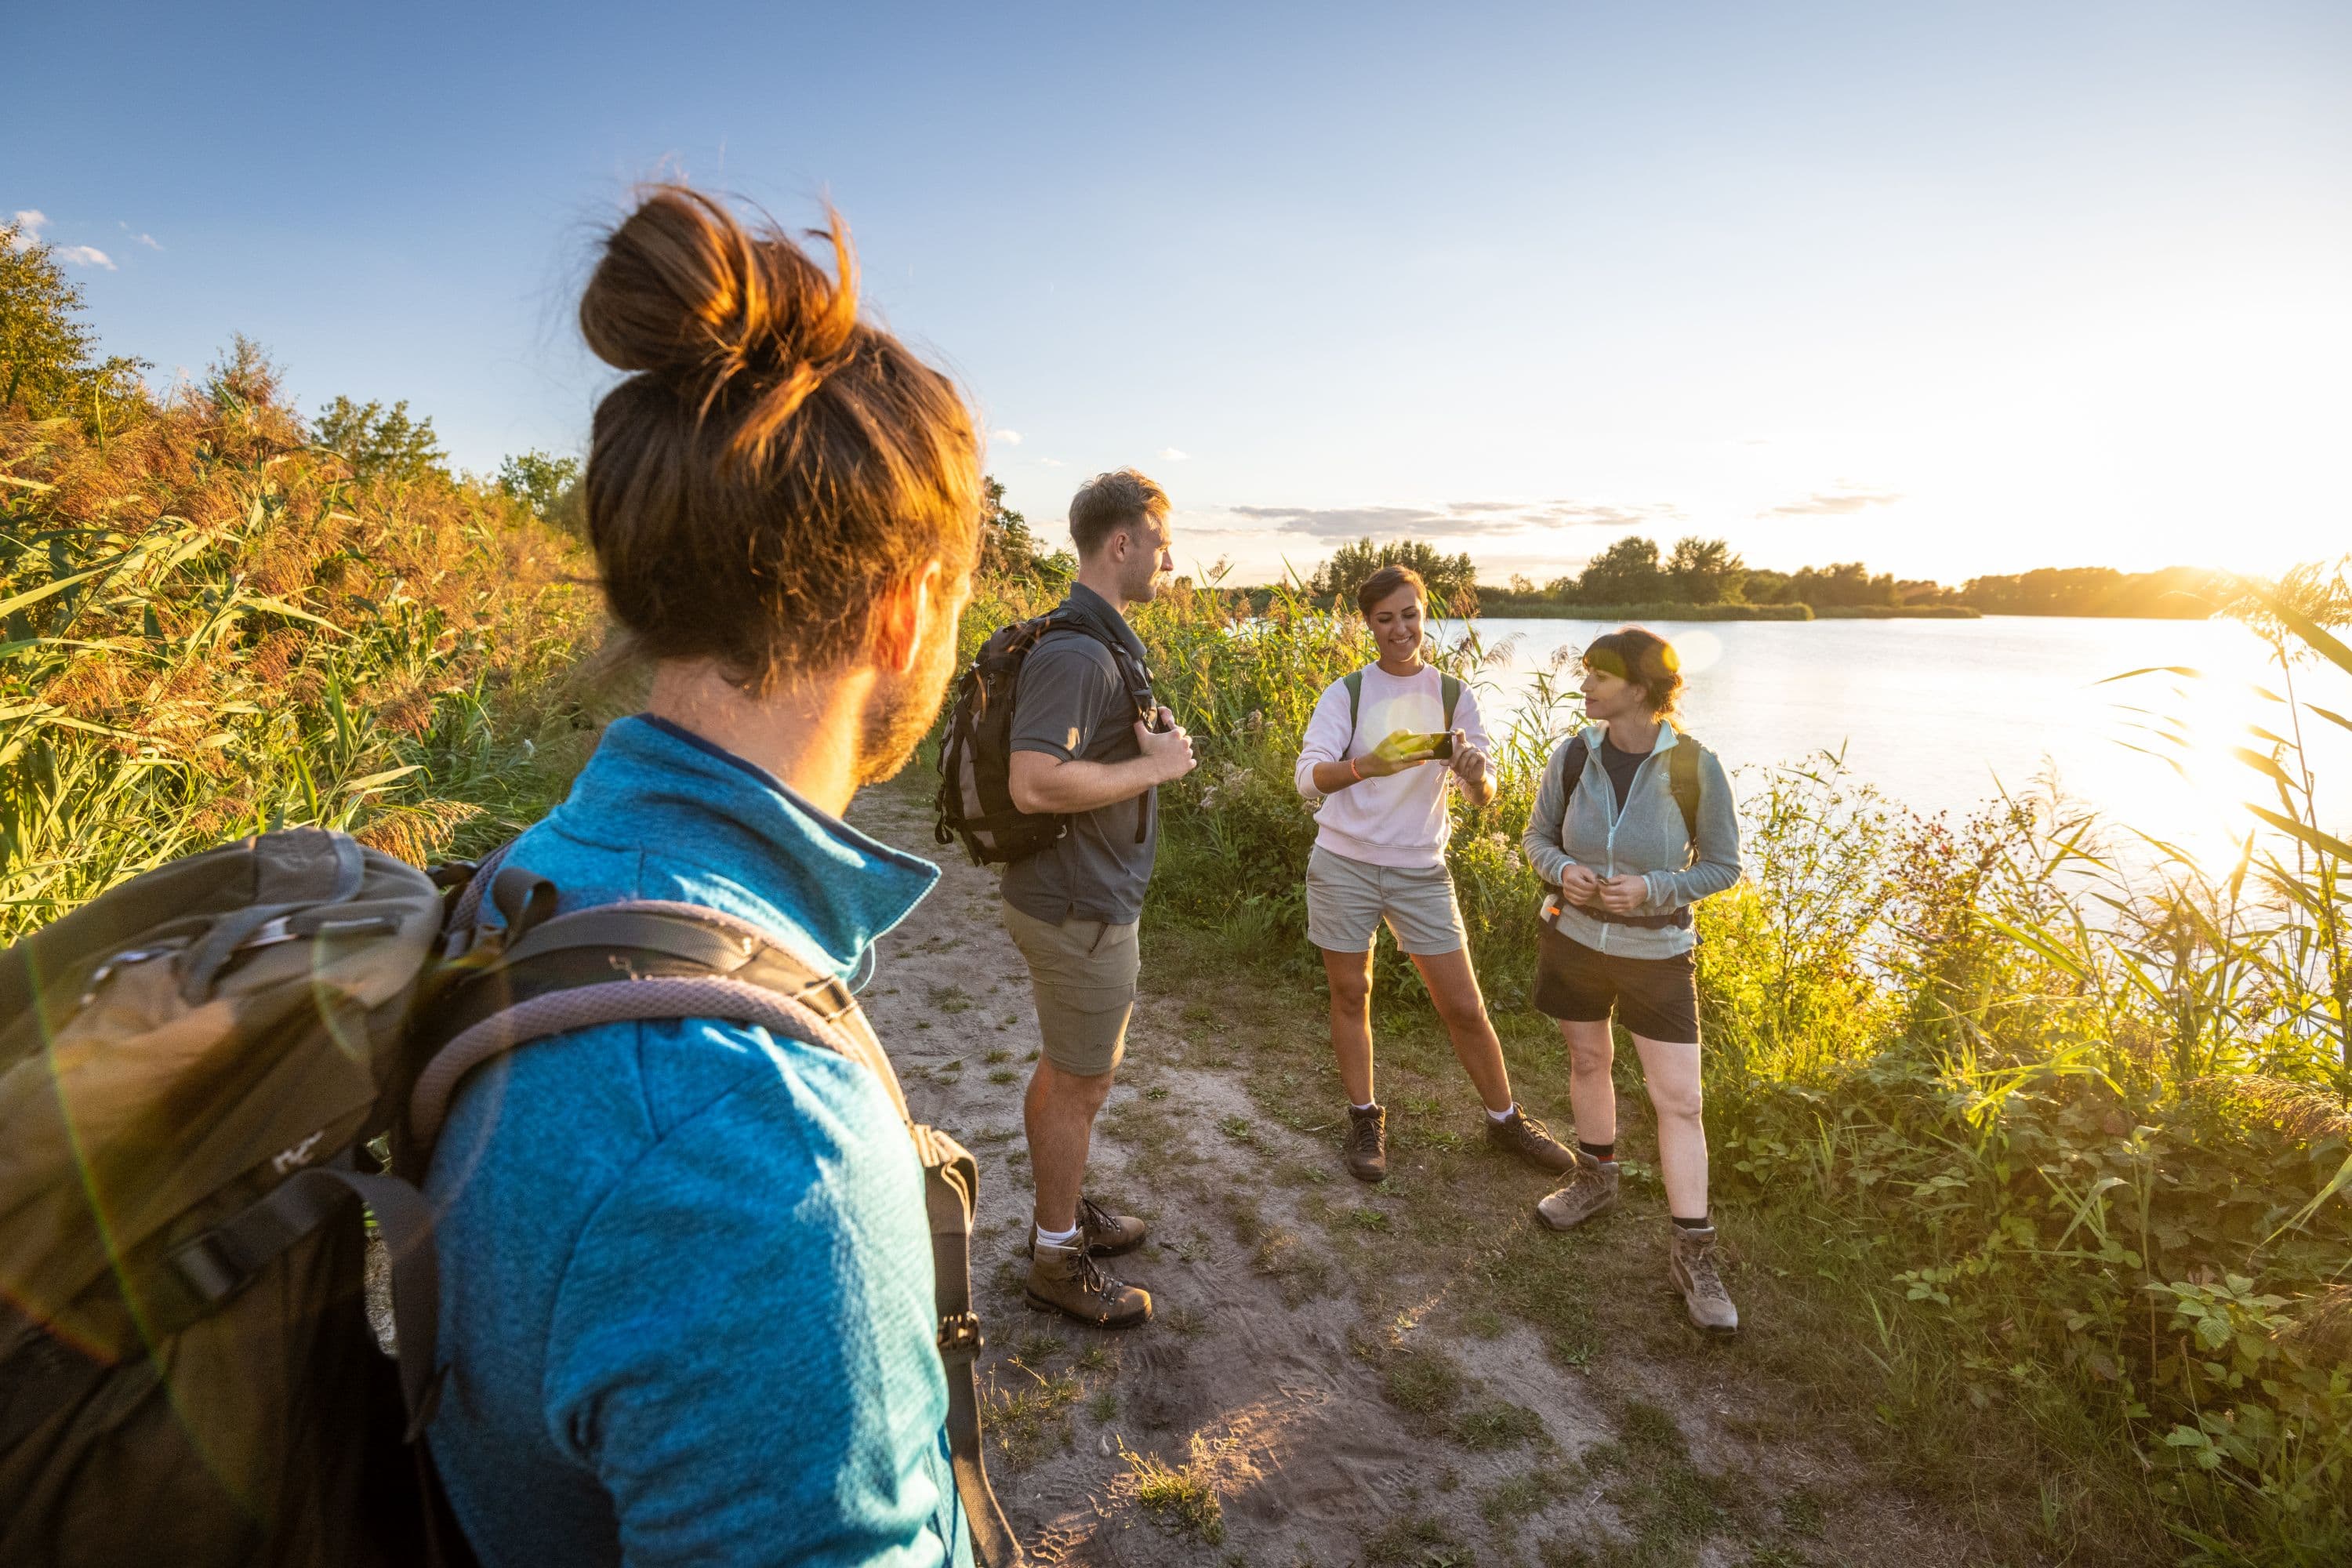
[1486,1106,1577,1172]
[1025,1240,1152,1329]
[1029,1195,1145,1258]
[1668,1224,1739,1334]
[1343,1103,1388,1182]
[1534,1149,1621,1231]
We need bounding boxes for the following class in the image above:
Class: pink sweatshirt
[1292,662,1490,869]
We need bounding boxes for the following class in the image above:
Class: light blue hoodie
[1519,720,1742,959]
[425,715,971,1568]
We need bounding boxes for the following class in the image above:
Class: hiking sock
[1578,1140,1617,1164]
[1485,1102,1518,1123]
[1035,1221,1082,1249]
[1671,1213,1711,1231]
[1352,1100,1377,1113]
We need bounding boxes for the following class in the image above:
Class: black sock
[1671,1212,1711,1231]
[1577,1140,1616,1164]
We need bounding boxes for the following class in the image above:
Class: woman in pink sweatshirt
[1293,565,1577,1183]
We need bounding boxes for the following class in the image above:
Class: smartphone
[1400,731,1456,760]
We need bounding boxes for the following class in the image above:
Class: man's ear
[873,559,948,676]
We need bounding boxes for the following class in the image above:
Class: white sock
[1486,1102,1518,1124]
[1352,1100,1377,1112]
[1034,1221,1081,1249]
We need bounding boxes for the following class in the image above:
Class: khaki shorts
[1000,902,1140,1077]
[1304,846,1468,956]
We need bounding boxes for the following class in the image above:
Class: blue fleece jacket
[424,715,970,1568]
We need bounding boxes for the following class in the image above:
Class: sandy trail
[851,779,1996,1568]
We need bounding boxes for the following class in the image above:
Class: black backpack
[0,828,1022,1568]
[935,610,1155,866]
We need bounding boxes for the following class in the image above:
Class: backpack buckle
[165,1229,251,1307]
[936,1310,984,1360]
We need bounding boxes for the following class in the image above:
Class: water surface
[1439,615,2350,874]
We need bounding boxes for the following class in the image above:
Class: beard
[855,604,961,786]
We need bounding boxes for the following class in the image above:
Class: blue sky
[13,2,2350,586]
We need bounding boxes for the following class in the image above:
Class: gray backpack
[0,827,1021,1568]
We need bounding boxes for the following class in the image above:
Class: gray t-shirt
[1000,583,1159,926]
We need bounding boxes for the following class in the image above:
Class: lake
[1437,615,2352,877]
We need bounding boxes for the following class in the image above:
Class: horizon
[13,2,2350,589]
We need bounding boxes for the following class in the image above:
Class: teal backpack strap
[1439,673,1461,731]
[1668,737,1702,854]
[1342,670,1363,751]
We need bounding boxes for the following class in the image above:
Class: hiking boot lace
[1683,1240,1730,1302]
[1076,1194,1115,1240]
[1347,1112,1382,1159]
[1514,1112,1559,1148]
[1069,1247,1113,1300]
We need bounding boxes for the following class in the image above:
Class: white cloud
[993,428,1022,446]
[1225,497,1679,541]
[1159,447,1191,462]
[1763,488,1902,517]
[1038,457,1065,468]
[119,223,163,251]
[56,245,116,271]
[6,210,47,249]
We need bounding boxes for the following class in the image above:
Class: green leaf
[2247,804,2352,864]
[342,764,423,795]
[2249,581,2352,680]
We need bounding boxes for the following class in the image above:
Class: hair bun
[579,185,858,419]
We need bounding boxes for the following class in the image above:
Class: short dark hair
[1581,626,1684,717]
[1068,468,1169,557]
[1356,564,1427,619]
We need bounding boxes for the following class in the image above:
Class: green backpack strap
[1668,736,1703,853]
[1345,668,1460,750]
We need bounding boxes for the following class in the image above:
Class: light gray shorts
[1304,845,1468,956]
[1000,902,1140,1077]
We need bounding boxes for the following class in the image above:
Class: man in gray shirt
[1003,468,1195,1327]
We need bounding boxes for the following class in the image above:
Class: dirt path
[852,779,2001,1568]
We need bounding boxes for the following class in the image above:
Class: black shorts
[1530,922,1700,1043]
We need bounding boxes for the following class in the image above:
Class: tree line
[1308,534,2224,619]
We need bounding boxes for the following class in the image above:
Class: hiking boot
[1343,1103,1388,1183]
[1668,1224,1739,1334]
[1025,1240,1152,1329]
[1486,1106,1577,1173]
[1534,1149,1621,1231]
[1027,1196,1146,1258]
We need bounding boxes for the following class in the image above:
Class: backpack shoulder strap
[1439,673,1461,730]
[1341,670,1363,751]
[408,900,1023,1566]
[1556,732,1585,806]
[1668,736,1702,848]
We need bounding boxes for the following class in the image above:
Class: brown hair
[1582,626,1684,717]
[579,185,981,690]
[1068,467,1169,557]
[1356,564,1428,619]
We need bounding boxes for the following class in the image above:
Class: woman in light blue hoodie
[1519,629,1744,1333]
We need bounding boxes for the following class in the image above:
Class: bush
[0,365,604,937]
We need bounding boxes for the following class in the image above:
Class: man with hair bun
[424,186,994,1566]
[1000,467,1193,1329]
